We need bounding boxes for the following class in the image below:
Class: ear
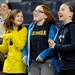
[69,12,73,18]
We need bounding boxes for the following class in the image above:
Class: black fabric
[60,69,75,75]
[30,23,51,60]
[10,40,13,45]
[0,38,3,44]
[54,22,75,69]
[2,73,28,75]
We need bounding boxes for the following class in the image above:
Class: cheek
[61,13,67,20]
[63,14,70,20]
[14,18,17,22]
[33,15,39,21]
[13,20,17,25]
[64,11,70,17]
[21,18,24,22]
[13,18,19,25]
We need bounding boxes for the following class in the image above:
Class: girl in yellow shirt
[0,9,27,74]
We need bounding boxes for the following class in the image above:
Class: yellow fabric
[0,26,27,73]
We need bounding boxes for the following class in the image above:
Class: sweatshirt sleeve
[39,25,58,60]
[54,23,75,53]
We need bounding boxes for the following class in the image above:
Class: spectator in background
[0,3,12,72]
[0,9,27,74]
[0,2,11,33]
[0,2,12,38]
[48,2,75,75]
[23,4,60,75]
[0,2,12,37]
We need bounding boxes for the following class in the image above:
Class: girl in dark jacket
[48,2,75,75]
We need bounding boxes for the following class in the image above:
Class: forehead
[35,6,43,11]
[15,12,23,16]
[1,3,8,8]
[60,4,69,10]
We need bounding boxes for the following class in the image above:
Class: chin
[34,19,38,22]
[17,23,22,26]
[59,18,63,21]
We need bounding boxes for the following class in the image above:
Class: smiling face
[13,12,24,26]
[58,4,73,22]
[33,5,47,23]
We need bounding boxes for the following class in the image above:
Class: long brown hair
[40,4,56,24]
[4,9,23,31]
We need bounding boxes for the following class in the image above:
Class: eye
[61,8,65,11]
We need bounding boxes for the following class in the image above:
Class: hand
[23,56,27,64]
[48,39,56,48]
[59,35,64,42]
[36,56,43,62]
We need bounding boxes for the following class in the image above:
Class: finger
[48,39,52,44]
[48,39,50,43]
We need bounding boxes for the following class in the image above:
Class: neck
[13,25,18,31]
[3,13,9,19]
[64,19,72,25]
[3,10,10,19]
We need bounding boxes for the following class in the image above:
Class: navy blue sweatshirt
[54,22,75,69]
